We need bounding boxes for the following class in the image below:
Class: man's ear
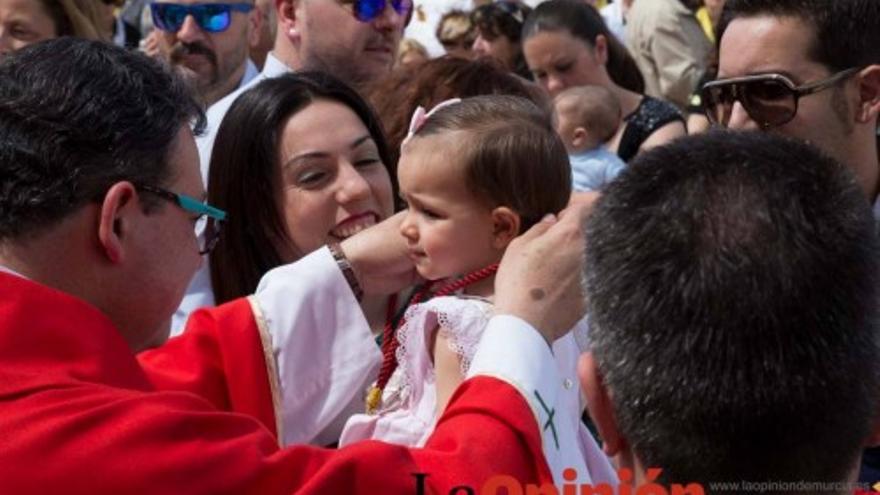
[579,352,625,456]
[246,3,263,47]
[277,0,300,42]
[490,206,521,249]
[855,64,880,124]
[97,182,138,265]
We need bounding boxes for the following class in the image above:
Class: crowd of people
[1,0,879,492]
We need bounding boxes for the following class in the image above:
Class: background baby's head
[553,85,622,154]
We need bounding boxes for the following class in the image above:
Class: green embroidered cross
[534,390,559,450]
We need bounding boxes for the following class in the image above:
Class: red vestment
[0,272,554,494]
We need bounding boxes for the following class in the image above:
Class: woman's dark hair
[208,71,395,304]
[471,1,532,78]
[369,56,548,167]
[523,0,645,93]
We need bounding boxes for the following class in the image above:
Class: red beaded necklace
[365,263,500,414]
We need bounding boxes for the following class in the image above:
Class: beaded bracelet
[328,242,364,302]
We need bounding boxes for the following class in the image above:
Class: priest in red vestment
[0,38,599,494]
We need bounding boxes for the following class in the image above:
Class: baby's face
[396,133,506,281]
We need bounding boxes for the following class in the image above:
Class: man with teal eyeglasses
[145,0,263,106]
[0,38,594,493]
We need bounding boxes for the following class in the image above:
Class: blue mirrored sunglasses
[150,2,254,33]
[341,0,413,23]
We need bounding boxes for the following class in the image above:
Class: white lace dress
[339,296,617,483]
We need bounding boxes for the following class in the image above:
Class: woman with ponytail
[523,0,685,162]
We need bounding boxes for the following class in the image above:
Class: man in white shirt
[145,0,263,106]
[198,0,409,174]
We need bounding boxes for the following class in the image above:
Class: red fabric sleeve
[1,376,551,495]
[137,299,279,439]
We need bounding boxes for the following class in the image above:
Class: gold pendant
[366,386,382,415]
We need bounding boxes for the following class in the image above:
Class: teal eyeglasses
[138,184,227,255]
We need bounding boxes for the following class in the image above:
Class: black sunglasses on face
[700,67,860,128]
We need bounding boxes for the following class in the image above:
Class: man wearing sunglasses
[190,0,411,182]
[705,0,880,203]
[148,0,263,107]
[0,38,594,493]
[197,0,410,138]
[708,0,880,483]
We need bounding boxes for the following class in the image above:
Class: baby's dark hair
[411,95,572,231]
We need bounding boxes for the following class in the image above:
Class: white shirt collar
[260,52,292,79]
[237,59,260,90]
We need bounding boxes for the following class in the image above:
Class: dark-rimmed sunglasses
[137,184,227,255]
[150,2,254,33]
[701,67,860,128]
[339,0,413,24]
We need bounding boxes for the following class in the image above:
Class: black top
[617,96,684,163]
